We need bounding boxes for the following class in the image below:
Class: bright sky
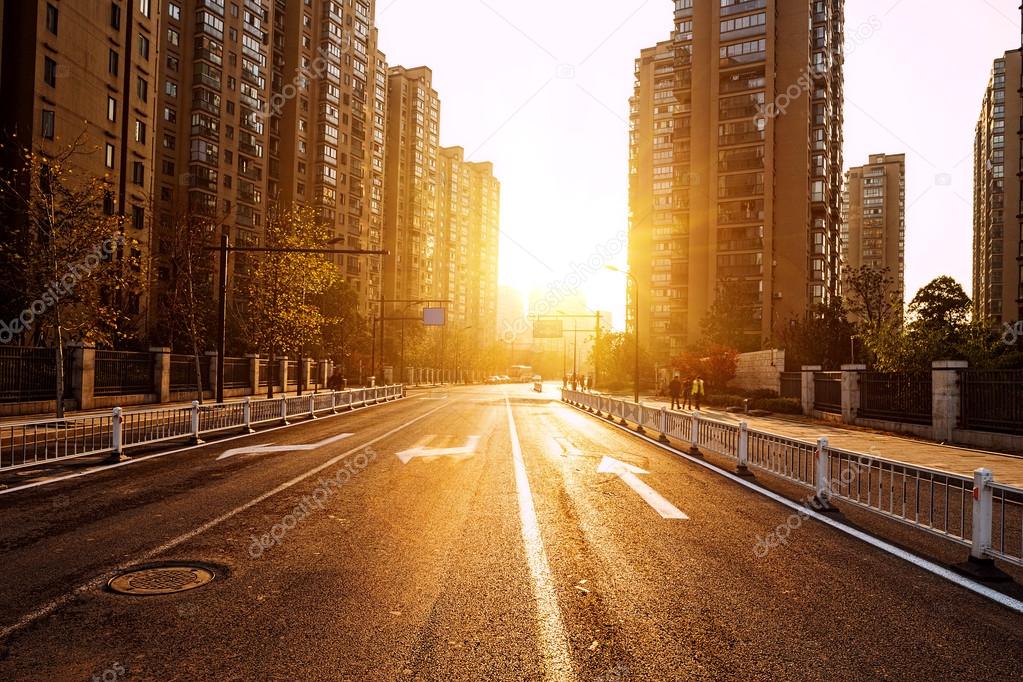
[377,0,1019,331]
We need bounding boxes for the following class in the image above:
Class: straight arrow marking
[217,433,354,461]
[597,456,689,520]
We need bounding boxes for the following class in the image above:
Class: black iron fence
[813,372,842,413]
[170,354,211,392]
[223,357,250,389]
[0,347,59,403]
[780,372,801,400]
[258,359,282,388]
[961,369,1023,435]
[286,360,299,386]
[858,372,932,425]
[94,350,154,397]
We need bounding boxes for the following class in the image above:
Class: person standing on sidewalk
[692,376,706,411]
[668,375,683,410]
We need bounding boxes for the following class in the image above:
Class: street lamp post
[607,266,640,404]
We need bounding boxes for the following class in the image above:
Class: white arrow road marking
[597,456,689,520]
[554,437,581,457]
[216,433,354,461]
[396,435,480,464]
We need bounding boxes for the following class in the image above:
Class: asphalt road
[0,384,1021,681]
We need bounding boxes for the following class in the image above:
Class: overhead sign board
[423,307,446,326]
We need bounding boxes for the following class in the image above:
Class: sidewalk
[595,392,1023,487]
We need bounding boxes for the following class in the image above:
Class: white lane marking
[596,456,689,520]
[0,398,407,497]
[0,401,453,641]
[417,395,449,401]
[396,435,480,464]
[569,404,1023,616]
[216,433,353,461]
[505,396,575,681]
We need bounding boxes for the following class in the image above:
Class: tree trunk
[267,349,276,399]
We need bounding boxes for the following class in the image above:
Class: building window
[109,49,119,76]
[138,34,150,60]
[105,144,115,169]
[132,161,145,186]
[167,28,179,47]
[135,120,147,144]
[165,81,177,97]
[43,57,58,87]
[132,205,145,229]
[139,0,151,18]
[110,2,121,29]
[46,3,59,34]
[137,77,148,102]
[168,2,181,20]
[41,110,55,140]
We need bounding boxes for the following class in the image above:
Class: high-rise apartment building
[1,0,160,276]
[842,153,906,301]
[629,0,845,360]
[383,66,440,306]
[267,0,387,317]
[974,50,1023,324]
[437,147,500,346]
[152,0,274,309]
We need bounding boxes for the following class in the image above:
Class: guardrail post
[618,398,628,426]
[813,437,836,511]
[280,395,289,425]
[970,468,994,561]
[309,392,317,418]
[658,407,670,444]
[331,390,339,414]
[191,400,204,445]
[636,403,646,435]
[688,412,703,458]
[108,407,127,462]
[736,421,753,477]
[242,397,254,433]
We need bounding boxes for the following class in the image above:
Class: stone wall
[729,349,784,394]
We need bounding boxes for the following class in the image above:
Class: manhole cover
[108,565,216,596]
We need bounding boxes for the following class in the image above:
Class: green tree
[701,279,761,352]
[779,298,857,370]
[0,138,146,416]
[245,204,336,397]
[315,280,370,377]
[844,266,902,328]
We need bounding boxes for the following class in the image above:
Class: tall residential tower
[629,0,845,360]
[842,153,906,302]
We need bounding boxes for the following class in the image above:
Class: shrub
[753,397,802,414]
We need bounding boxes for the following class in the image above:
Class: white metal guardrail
[563,389,1023,569]
[0,385,404,472]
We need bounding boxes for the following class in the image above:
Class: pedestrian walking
[681,376,693,410]
[692,376,706,411]
[563,374,569,390]
[668,375,682,410]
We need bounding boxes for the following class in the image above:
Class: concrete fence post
[309,392,317,418]
[737,421,752,476]
[279,358,290,395]
[813,437,834,511]
[932,360,967,443]
[190,400,203,445]
[800,365,821,416]
[246,354,261,396]
[688,412,703,458]
[280,395,289,425]
[970,468,994,561]
[70,342,96,411]
[840,364,866,424]
[205,351,218,401]
[242,397,253,433]
[150,347,171,404]
[636,402,646,435]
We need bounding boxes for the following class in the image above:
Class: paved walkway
[593,392,1023,488]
